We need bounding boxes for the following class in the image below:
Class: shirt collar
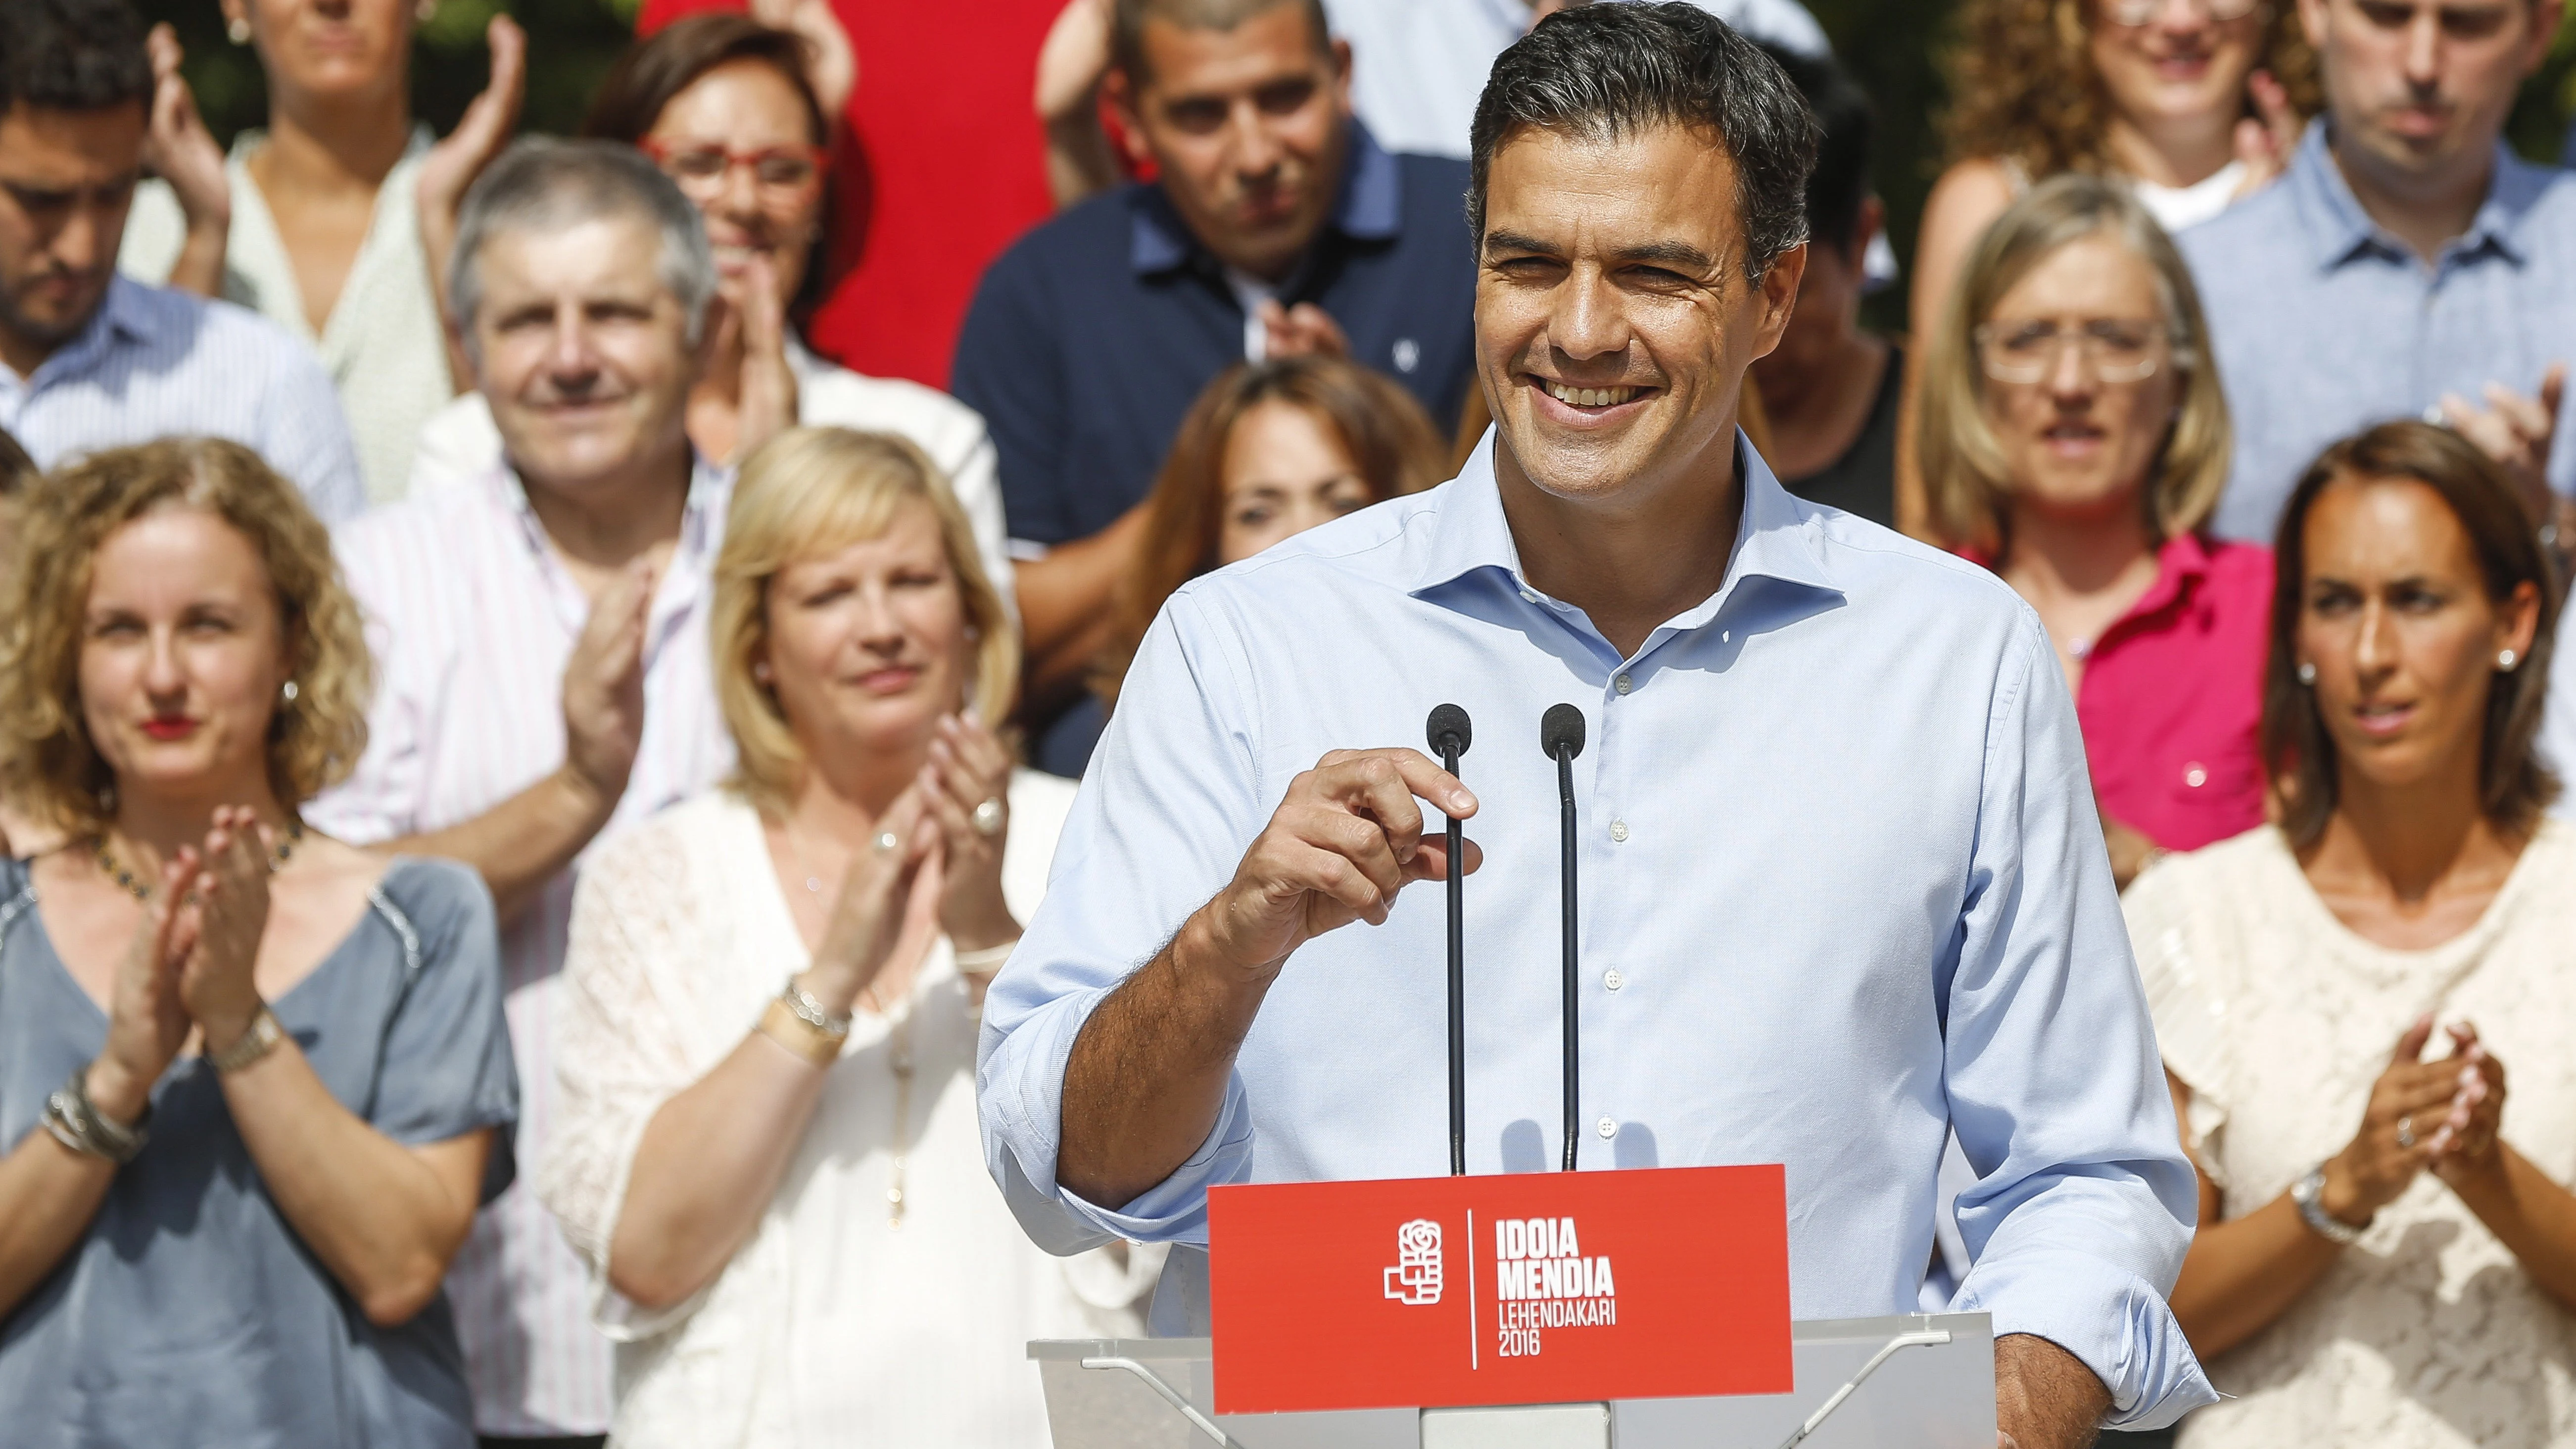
[1129,119,1400,276]
[2123,530,2218,624]
[2290,118,2544,270]
[1408,428,1843,650]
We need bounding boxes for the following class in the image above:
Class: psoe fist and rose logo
[1383,1215,1618,1358]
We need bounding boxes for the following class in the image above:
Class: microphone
[1540,704,1586,1171]
[1426,705,1473,1176]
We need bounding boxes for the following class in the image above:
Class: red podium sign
[1206,1165,1792,1415]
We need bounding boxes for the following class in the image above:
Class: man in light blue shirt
[2178,0,2572,546]
[0,0,361,522]
[981,6,2213,1442]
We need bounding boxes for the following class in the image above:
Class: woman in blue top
[0,438,516,1447]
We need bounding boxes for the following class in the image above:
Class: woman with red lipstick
[2128,420,2576,1447]
[1920,176,2269,886]
[0,439,515,1445]
[1898,0,2316,540]
[408,12,1016,606]
[538,427,1151,1447]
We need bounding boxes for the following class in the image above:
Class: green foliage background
[139,0,2576,331]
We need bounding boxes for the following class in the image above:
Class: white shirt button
[1614,673,1633,695]
[1608,820,1629,843]
[2183,762,2208,788]
[1519,586,1541,604]
[1596,1116,1617,1139]
[1604,967,1624,991]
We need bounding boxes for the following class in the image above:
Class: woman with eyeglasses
[1895,0,2316,538]
[1920,175,2268,889]
[407,12,1014,603]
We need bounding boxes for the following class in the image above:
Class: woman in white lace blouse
[538,428,1154,1448]
[2129,421,2576,1448]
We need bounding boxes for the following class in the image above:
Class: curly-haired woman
[1898,0,2318,539]
[0,439,516,1447]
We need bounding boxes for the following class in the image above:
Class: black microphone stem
[1442,738,1466,1177]
[1556,746,1580,1172]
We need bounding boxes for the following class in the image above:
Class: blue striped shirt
[0,276,363,521]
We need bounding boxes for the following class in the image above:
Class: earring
[2500,650,2520,671]
[227,15,252,43]
[2296,661,2317,686]
[280,678,299,704]
[752,660,773,684]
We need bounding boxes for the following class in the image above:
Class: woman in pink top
[1920,174,2270,885]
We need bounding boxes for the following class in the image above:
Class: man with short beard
[0,0,360,519]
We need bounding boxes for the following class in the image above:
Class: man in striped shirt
[0,0,362,521]
[307,141,742,1447]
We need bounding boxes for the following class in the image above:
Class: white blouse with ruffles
[2128,821,2576,1448]
[539,772,1158,1448]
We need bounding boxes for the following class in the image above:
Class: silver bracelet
[2292,1164,2367,1245]
[779,980,853,1039]
[44,1065,149,1163]
[207,1005,286,1074]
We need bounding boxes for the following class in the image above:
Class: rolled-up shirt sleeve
[1941,616,2218,1430]
[978,588,1267,1253]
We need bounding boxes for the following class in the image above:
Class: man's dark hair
[1470,2,1815,281]
[0,0,151,118]
[1761,43,1872,254]
[1110,0,1332,89]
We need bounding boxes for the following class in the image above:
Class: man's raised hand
[1192,749,1479,985]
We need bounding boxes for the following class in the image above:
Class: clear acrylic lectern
[1030,1310,1998,1449]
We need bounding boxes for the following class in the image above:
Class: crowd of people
[0,0,2570,1445]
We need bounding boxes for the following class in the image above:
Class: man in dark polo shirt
[952,0,1475,776]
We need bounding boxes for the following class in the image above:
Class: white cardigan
[539,772,1155,1447]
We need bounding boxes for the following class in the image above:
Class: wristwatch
[2292,1164,2367,1245]
[207,1005,286,1074]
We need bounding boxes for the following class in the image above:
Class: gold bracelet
[758,999,845,1067]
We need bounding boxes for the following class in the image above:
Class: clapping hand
[750,0,856,124]
[2316,1016,2465,1229]
[917,712,1018,958]
[802,788,942,1015]
[174,807,279,1057]
[2229,69,2300,200]
[723,252,801,464]
[1257,299,1350,360]
[143,25,230,241]
[2430,1022,2505,1185]
[2440,363,2567,526]
[86,854,201,1124]
[561,556,660,813]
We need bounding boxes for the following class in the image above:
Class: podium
[1030,1311,1998,1448]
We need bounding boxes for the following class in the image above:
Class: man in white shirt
[0,0,362,521]
[306,139,738,1448]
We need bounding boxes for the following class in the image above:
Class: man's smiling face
[1475,122,1802,508]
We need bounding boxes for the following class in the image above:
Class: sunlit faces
[2088,0,2266,135]
[2297,0,2553,179]
[1116,4,1351,281]
[2297,473,2538,787]
[78,507,293,796]
[1476,124,1801,505]
[467,214,700,492]
[1215,399,1373,564]
[231,0,413,101]
[0,103,144,359]
[643,58,824,305]
[758,498,974,757]
[1978,232,2179,523]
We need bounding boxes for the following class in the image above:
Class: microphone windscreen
[1540,703,1586,760]
[1426,703,1473,757]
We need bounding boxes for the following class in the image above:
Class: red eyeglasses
[639,139,825,198]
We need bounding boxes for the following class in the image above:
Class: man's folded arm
[1941,619,2217,1432]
